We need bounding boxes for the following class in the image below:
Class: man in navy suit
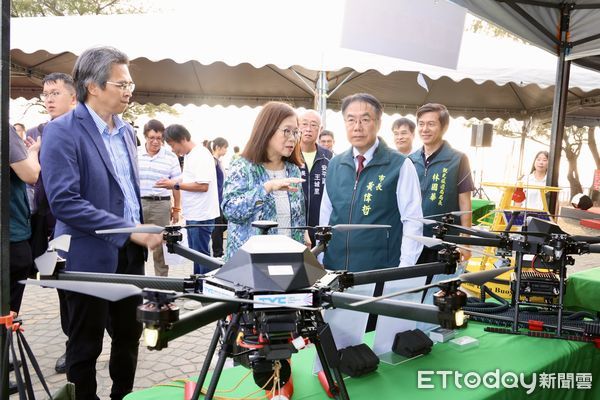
[41,46,162,400]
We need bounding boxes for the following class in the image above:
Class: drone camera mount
[163,226,184,253]
[314,226,333,248]
[437,247,461,273]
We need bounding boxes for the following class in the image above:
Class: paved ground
[10,217,600,398]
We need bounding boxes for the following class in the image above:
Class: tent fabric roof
[9,13,600,121]
[450,0,600,72]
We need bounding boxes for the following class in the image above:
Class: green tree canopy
[10,0,145,17]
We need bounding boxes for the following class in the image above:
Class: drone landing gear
[189,309,349,400]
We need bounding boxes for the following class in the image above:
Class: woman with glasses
[222,101,305,259]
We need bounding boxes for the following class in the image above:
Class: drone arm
[346,262,452,289]
[58,271,192,292]
[311,242,326,257]
[327,292,440,325]
[588,244,600,253]
[443,235,503,248]
[572,236,600,244]
[171,243,224,270]
[448,225,499,239]
[155,302,239,347]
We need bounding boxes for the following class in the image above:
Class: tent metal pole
[290,67,316,95]
[315,70,328,126]
[517,117,530,179]
[1,0,11,397]
[547,6,571,213]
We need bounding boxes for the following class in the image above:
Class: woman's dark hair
[530,150,549,174]
[242,102,302,166]
[210,137,229,151]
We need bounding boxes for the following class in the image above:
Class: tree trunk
[588,127,600,204]
[563,137,583,199]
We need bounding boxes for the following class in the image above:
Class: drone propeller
[34,234,72,275]
[406,216,439,226]
[350,266,514,306]
[49,235,71,252]
[404,234,489,257]
[35,252,59,276]
[96,223,227,235]
[424,210,473,219]
[406,217,498,239]
[277,224,391,232]
[97,225,165,234]
[23,279,141,302]
[329,224,391,232]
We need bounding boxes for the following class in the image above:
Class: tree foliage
[122,102,179,124]
[467,17,527,44]
[11,1,180,121]
[10,0,143,17]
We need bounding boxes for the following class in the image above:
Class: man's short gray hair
[72,46,129,103]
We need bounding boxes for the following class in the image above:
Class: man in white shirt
[156,124,219,274]
[138,119,182,276]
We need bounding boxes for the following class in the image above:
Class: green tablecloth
[125,322,600,399]
[565,267,600,313]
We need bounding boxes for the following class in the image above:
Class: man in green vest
[409,103,474,311]
[317,93,425,358]
[409,103,474,264]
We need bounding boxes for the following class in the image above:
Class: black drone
[24,220,509,400]
[411,212,600,342]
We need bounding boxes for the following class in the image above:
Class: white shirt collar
[352,138,379,165]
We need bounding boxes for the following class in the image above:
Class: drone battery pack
[392,329,433,358]
[338,344,379,377]
[429,327,456,343]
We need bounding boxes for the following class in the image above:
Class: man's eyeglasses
[344,116,375,126]
[106,81,136,93]
[147,137,163,142]
[40,91,62,101]
[279,128,301,141]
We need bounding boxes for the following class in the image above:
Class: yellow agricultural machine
[463,182,561,300]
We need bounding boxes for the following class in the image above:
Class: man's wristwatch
[173,183,180,191]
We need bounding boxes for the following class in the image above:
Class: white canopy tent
[9,11,600,123]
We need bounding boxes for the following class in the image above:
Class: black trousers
[211,212,227,258]
[9,240,34,314]
[65,242,145,400]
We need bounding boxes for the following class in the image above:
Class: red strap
[528,320,544,331]
[318,370,336,398]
